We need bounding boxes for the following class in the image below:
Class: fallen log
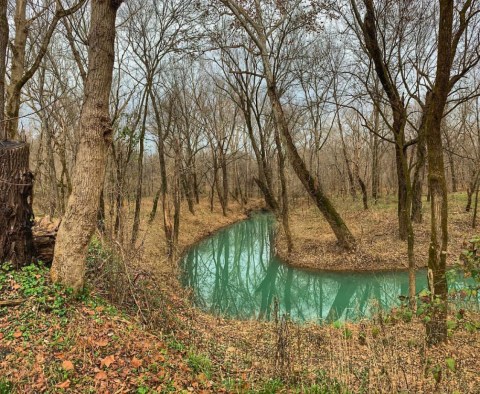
[32,216,59,264]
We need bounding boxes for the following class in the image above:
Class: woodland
[1,0,480,393]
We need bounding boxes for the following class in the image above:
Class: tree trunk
[0,141,34,269]
[217,147,229,216]
[444,133,458,192]
[5,0,27,139]
[261,54,355,250]
[465,174,478,212]
[244,107,278,211]
[5,0,86,139]
[466,186,473,212]
[411,108,428,223]
[0,0,8,140]
[181,167,196,215]
[148,90,170,238]
[424,0,454,345]
[97,189,106,234]
[357,174,369,210]
[472,182,479,228]
[340,134,357,200]
[172,152,181,251]
[371,107,380,203]
[274,125,293,253]
[149,188,161,222]
[131,91,148,245]
[51,0,122,293]
[395,144,409,240]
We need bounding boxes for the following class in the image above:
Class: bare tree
[5,0,87,140]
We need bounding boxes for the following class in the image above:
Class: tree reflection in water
[180,214,475,323]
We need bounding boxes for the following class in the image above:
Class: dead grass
[186,307,480,393]
[276,192,477,271]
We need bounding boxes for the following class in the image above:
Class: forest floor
[276,192,477,271]
[0,263,234,393]
[2,194,479,393]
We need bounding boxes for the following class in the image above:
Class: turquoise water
[180,213,478,323]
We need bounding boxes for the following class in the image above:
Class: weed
[371,325,380,338]
[258,378,283,393]
[187,350,212,378]
[167,337,185,352]
[343,327,352,340]
[0,379,12,394]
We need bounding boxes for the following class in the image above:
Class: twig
[0,298,25,307]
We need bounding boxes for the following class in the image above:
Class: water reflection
[180,214,476,322]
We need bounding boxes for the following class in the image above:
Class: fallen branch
[0,299,25,307]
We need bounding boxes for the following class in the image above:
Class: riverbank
[276,193,476,271]
[138,199,265,281]
[135,196,480,393]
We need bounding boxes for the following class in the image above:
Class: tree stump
[0,141,34,268]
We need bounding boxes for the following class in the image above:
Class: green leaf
[445,358,456,372]
[446,320,456,330]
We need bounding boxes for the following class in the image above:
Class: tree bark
[0,141,34,269]
[472,182,479,228]
[51,0,122,293]
[274,124,293,252]
[371,106,381,203]
[0,0,8,140]
[5,0,27,139]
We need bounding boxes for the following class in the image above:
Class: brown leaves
[100,355,115,368]
[56,380,71,389]
[62,360,75,371]
[94,370,108,381]
[82,307,95,316]
[13,331,22,338]
[94,338,109,347]
[130,357,143,368]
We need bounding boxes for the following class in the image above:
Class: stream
[180,213,478,323]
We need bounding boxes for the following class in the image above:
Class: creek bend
[180,213,477,323]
